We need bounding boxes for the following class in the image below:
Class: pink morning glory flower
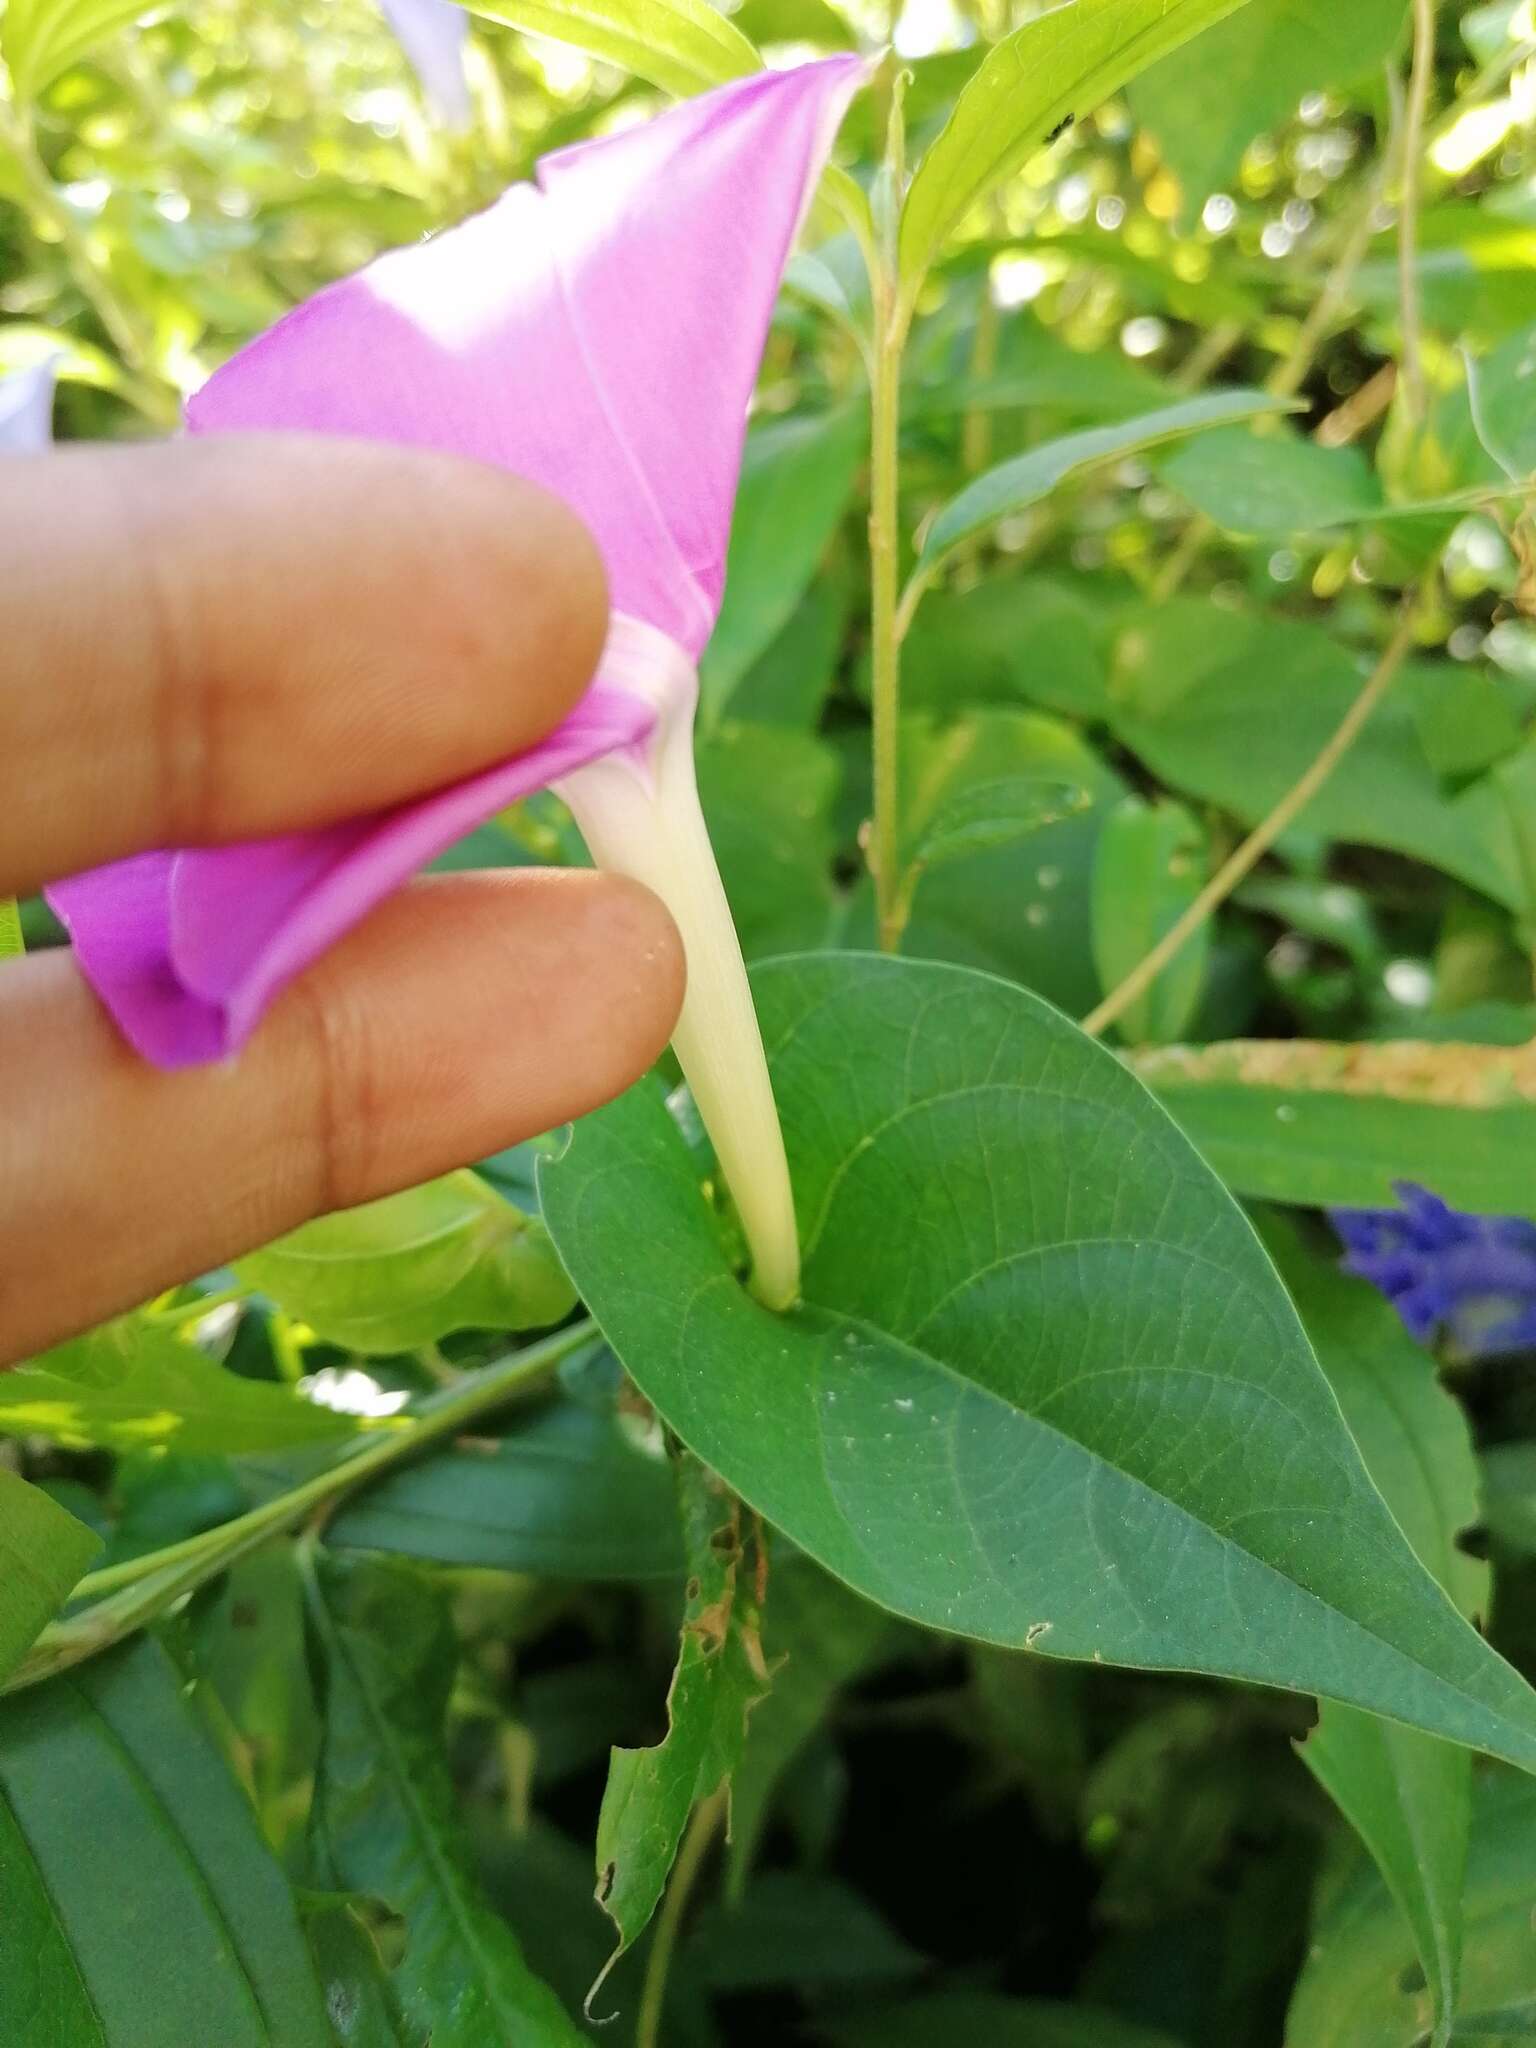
[48,56,867,1310]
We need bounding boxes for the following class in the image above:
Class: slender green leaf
[304,1551,583,2047]
[328,1389,683,1579]
[700,407,865,722]
[0,898,22,960]
[542,953,1536,1769]
[1287,1770,1536,2047]
[592,1455,770,1986]
[0,1635,332,2048]
[1270,1223,1487,2048]
[1158,427,1386,535]
[235,1171,576,1352]
[1,0,158,98]
[1091,795,1210,1044]
[898,0,1259,304]
[1131,1041,1536,1220]
[906,775,1090,874]
[0,1311,357,1453]
[456,0,757,94]
[0,1472,100,1688]
[915,389,1294,572]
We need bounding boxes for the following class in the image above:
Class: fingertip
[428,450,611,734]
[269,867,684,1207]
[570,870,688,1089]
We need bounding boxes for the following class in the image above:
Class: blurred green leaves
[234,1171,576,1353]
[1,0,152,100]
[0,1312,357,1455]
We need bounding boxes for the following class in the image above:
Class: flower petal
[48,682,652,1065]
[185,57,865,653]
[0,357,57,450]
[57,62,866,1069]
[378,0,471,129]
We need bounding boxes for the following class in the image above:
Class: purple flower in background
[378,0,471,129]
[1332,1183,1536,1357]
[0,357,58,450]
[47,57,867,1310]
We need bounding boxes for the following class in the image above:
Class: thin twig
[636,1786,727,2048]
[1397,0,1438,428]
[1082,601,1421,1041]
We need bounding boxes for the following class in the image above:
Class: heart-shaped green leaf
[541,953,1536,1770]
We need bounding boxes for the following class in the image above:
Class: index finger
[0,434,608,898]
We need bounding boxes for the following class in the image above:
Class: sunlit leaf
[235,1171,576,1352]
[0,1313,356,1454]
[0,1474,99,1689]
[1,0,160,99]
[898,0,1259,306]
[455,0,757,94]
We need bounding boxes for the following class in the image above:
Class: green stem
[7,1319,593,1693]
[1397,0,1438,429]
[869,81,909,956]
[635,1785,726,2048]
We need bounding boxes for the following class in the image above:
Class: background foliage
[4,0,1536,2043]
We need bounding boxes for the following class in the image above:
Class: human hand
[0,435,684,1365]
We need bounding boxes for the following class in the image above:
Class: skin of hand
[0,434,686,1366]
